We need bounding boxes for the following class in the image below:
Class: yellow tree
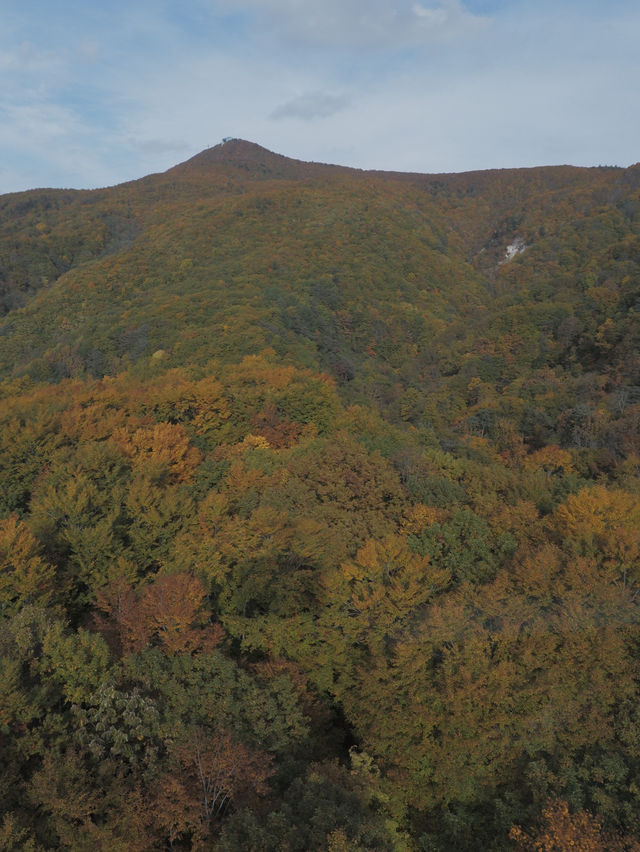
[320,533,450,664]
[0,515,55,615]
[555,485,640,590]
[510,799,640,851]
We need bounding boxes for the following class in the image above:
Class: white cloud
[0,41,65,77]
[0,102,78,145]
[210,0,486,48]
[270,91,350,120]
[128,138,190,156]
[0,97,123,191]
[412,4,448,26]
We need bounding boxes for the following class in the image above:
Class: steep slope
[2,144,639,400]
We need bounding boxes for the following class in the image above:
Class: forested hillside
[2,139,640,850]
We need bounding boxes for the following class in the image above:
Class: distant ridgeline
[1,141,640,851]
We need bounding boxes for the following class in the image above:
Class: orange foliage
[113,422,202,483]
[510,800,640,851]
[250,401,303,448]
[401,504,447,534]
[523,445,575,477]
[147,773,202,849]
[140,572,218,653]
[94,571,223,655]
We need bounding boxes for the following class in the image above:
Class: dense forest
[1,139,640,850]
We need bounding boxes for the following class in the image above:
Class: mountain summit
[168,137,347,181]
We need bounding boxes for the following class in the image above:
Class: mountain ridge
[7,138,638,200]
[161,138,639,191]
[1,139,639,381]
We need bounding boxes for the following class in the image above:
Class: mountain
[1,142,640,851]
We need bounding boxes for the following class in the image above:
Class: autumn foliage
[510,800,640,852]
[94,571,224,655]
[2,142,640,849]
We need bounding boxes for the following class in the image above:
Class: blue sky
[1,0,638,193]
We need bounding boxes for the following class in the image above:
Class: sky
[1,0,639,194]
